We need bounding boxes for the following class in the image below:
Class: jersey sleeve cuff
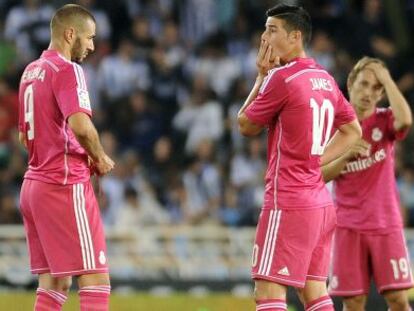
[65,108,92,120]
[244,108,268,127]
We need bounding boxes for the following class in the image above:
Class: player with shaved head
[50,4,96,64]
[18,4,113,310]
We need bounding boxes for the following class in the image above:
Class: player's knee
[343,295,367,311]
[254,283,269,301]
[254,280,286,301]
[78,273,110,288]
[384,290,409,311]
[38,274,72,293]
[54,277,72,292]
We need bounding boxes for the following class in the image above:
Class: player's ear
[63,27,75,44]
[289,30,301,44]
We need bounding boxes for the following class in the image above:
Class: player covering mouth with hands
[238,3,361,311]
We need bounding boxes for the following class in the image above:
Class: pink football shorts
[251,205,336,288]
[20,179,108,277]
[329,227,414,295]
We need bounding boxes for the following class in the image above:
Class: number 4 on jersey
[310,98,334,155]
[24,84,35,140]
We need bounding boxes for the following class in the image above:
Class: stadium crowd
[0,0,413,227]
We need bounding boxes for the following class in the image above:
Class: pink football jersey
[18,50,93,185]
[245,58,356,209]
[333,108,408,232]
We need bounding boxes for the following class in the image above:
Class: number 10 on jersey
[310,98,334,155]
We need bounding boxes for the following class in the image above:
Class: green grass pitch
[0,292,262,311]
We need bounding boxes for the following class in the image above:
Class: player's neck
[281,49,307,64]
[356,106,375,121]
[48,41,71,62]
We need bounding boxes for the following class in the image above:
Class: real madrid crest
[371,127,383,142]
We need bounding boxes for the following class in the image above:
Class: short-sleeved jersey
[18,50,93,185]
[245,57,356,210]
[333,108,408,232]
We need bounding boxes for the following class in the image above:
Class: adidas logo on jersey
[277,266,290,276]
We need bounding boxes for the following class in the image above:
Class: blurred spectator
[146,136,177,206]
[219,185,242,227]
[226,14,251,62]
[115,187,169,228]
[242,31,261,84]
[121,150,163,220]
[122,90,164,158]
[181,140,221,224]
[77,0,112,41]
[345,0,396,59]
[230,136,265,225]
[173,75,223,154]
[0,31,17,77]
[0,78,18,143]
[399,167,414,227]
[158,20,186,68]
[185,36,241,98]
[226,78,250,151]
[307,29,335,72]
[82,41,110,111]
[148,44,181,126]
[165,177,189,224]
[179,0,218,46]
[97,37,150,101]
[130,15,155,59]
[4,0,53,63]
[0,189,21,224]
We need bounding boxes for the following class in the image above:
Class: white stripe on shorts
[258,210,276,275]
[79,183,96,269]
[73,184,96,270]
[265,210,282,276]
[258,210,281,275]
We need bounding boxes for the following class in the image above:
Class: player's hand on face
[365,63,392,86]
[346,139,371,159]
[256,40,280,77]
[94,154,115,176]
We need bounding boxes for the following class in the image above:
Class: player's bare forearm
[75,129,105,162]
[320,120,361,166]
[321,156,348,182]
[238,75,265,116]
[238,76,265,136]
[383,79,412,131]
[68,113,106,162]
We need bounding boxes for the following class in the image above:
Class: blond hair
[347,56,386,90]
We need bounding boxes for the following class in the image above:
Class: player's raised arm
[238,40,279,136]
[237,75,265,136]
[365,62,412,131]
[68,112,114,175]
